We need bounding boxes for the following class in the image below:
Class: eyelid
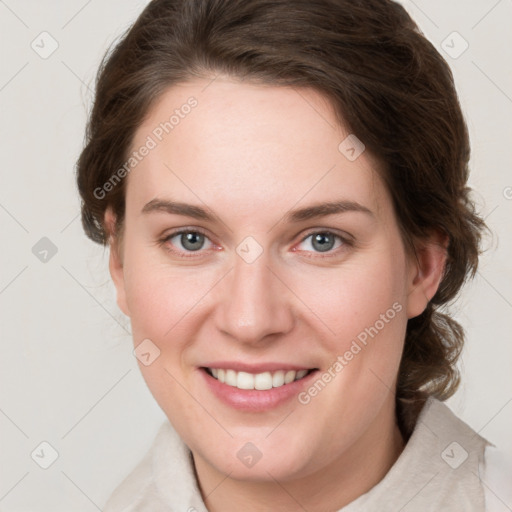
[298,227,353,244]
[162,226,211,239]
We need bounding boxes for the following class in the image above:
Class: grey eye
[166,231,213,252]
[296,231,343,253]
[179,232,206,251]
[311,232,336,252]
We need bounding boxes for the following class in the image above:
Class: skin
[106,77,447,511]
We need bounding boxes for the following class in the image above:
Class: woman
[76,0,509,510]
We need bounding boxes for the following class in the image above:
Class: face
[108,77,440,483]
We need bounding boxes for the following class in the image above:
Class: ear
[406,230,449,319]
[105,207,130,317]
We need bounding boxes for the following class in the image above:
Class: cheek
[120,246,206,418]
[124,266,171,337]
[122,241,213,340]
[288,249,408,441]
[291,243,409,419]
[295,248,408,346]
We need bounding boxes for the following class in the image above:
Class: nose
[213,251,295,346]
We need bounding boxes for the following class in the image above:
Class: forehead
[126,78,388,221]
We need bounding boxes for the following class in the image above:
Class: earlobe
[406,231,449,319]
[105,208,130,317]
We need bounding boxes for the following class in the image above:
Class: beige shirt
[103,398,505,511]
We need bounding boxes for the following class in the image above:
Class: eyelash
[158,227,353,259]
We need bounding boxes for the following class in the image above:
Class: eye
[162,229,214,254]
[295,231,347,254]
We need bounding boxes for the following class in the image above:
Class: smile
[205,368,314,390]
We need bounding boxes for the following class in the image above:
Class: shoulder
[481,443,512,512]
[102,422,175,512]
[426,398,512,512]
[103,420,208,512]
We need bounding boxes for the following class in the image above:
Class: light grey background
[1,1,511,510]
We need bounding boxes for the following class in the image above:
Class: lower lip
[199,368,319,411]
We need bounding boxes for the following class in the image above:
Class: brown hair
[76,0,486,437]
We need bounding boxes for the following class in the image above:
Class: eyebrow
[141,198,374,223]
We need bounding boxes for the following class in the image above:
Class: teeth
[284,370,296,384]
[296,369,308,380]
[272,370,285,387]
[208,368,311,390]
[225,369,237,386]
[254,372,273,390]
[237,371,254,390]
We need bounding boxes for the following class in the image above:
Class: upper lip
[200,362,317,373]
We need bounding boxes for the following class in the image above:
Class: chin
[194,436,318,483]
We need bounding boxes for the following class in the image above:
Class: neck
[193,395,405,512]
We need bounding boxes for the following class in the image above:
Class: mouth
[203,367,317,391]
[199,361,320,411]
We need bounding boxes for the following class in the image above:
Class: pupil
[182,232,204,251]
[313,233,334,252]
